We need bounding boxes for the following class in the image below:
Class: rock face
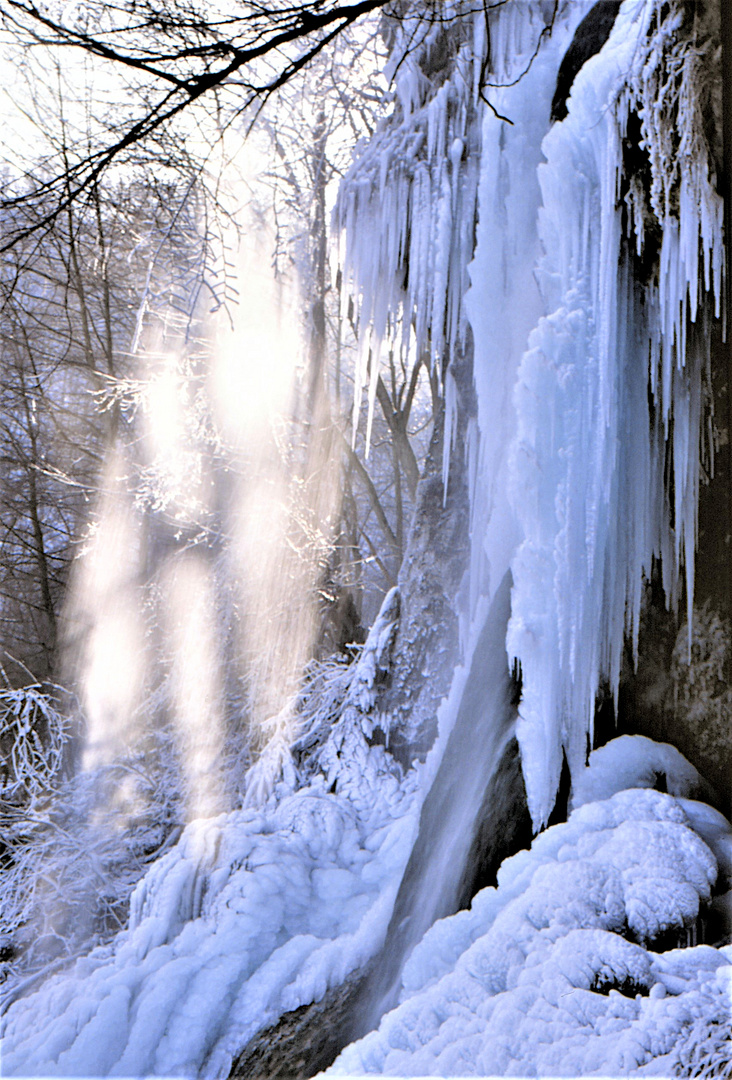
[615,332,732,819]
[228,970,368,1080]
[377,390,472,765]
[550,1,623,121]
[456,734,532,908]
[615,593,732,821]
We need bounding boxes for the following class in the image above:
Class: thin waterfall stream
[353,572,528,1040]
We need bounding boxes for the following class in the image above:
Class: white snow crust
[327,783,730,1078]
[0,588,490,1079]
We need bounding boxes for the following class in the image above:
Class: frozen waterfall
[468,0,724,827]
[0,2,728,1077]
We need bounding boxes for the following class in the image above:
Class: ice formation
[327,780,732,1078]
[335,0,486,449]
[339,0,725,827]
[1,797,412,1079]
[462,0,725,828]
[505,0,723,827]
[464,0,592,623]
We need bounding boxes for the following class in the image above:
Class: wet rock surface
[228,969,368,1080]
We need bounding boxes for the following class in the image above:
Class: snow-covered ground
[0,601,429,1078]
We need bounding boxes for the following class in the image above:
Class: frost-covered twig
[0,685,71,804]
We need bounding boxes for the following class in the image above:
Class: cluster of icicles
[507,0,724,827]
[337,0,725,829]
[335,0,487,448]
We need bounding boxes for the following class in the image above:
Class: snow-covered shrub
[0,684,71,804]
[293,655,355,773]
[0,684,73,973]
[243,699,303,807]
[673,1007,732,1078]
[243,585,402,804]
[0,707,185,981]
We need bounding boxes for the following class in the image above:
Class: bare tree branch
[0,0,395,247]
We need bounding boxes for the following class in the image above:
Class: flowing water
[354,571,528,1038]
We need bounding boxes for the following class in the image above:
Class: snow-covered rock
[327,783,731,1078]
[570,733,709,809]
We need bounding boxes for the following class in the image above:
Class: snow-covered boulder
[326,777,732,1078]
[571,733,711,810]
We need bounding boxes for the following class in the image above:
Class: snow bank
[571,735,732,889]
[327,778,731,1078]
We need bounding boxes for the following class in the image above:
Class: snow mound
[571,737,732,891]
[571,734,708,810]
[327,786,729,1077]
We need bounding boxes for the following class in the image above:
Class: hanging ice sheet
[464,0,726,828]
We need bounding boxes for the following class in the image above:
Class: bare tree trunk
[17,362,58,674]
[377,343,472,763]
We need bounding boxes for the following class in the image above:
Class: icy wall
[341,0,725,829]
